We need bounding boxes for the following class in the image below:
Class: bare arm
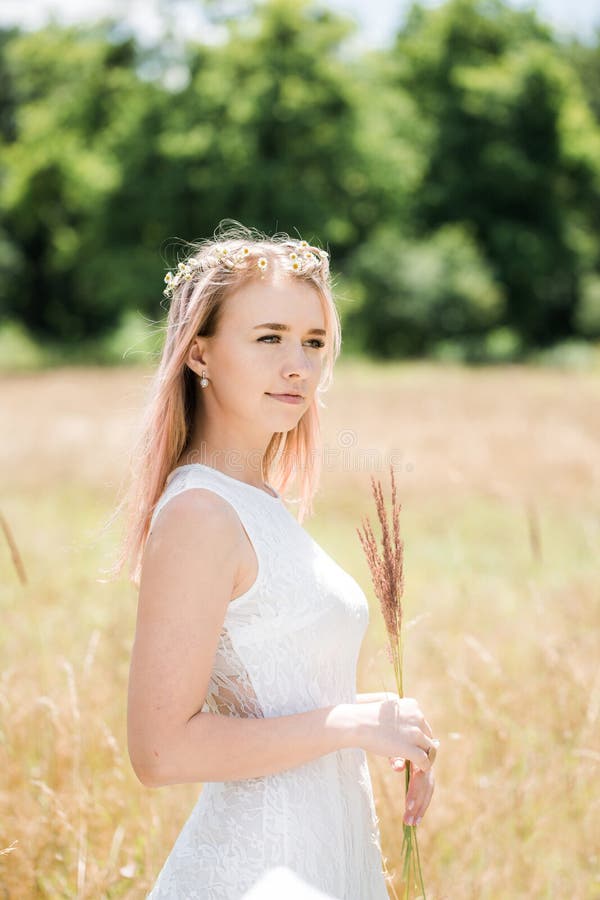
[159,692,402,785]
[147,702,358,786]
[146,694,435,788]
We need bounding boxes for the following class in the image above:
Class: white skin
[174,270,435,824]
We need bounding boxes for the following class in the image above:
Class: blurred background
[1,0,600,366]
[1,1,599,897]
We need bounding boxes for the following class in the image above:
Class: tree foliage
[1,0,599,357]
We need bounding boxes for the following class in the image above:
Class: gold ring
[426,743,438,764]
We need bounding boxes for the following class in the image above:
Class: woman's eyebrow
[253,322,327,336]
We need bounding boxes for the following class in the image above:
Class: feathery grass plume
[356,464,428,900]
[0,509,27,585]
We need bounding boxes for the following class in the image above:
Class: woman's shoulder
[138,488,248,644]
[148,484,245,552]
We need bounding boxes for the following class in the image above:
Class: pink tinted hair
[101,221,341,587]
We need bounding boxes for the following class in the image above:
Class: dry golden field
[1,358,599,898]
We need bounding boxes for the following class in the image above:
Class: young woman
[120,222,438,898]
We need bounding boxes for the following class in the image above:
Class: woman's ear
[186,336,209,377]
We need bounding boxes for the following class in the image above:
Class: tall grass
[1,359,598,898]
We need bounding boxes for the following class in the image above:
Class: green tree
[0,23,163,343]
[389,0,600,347]
[154,0,422,254]
[344,221,506,358]
[0,1,425,344]
[560,28,600,126]
[3,0,600,357]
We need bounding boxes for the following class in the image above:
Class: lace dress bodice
[145,463,389,899]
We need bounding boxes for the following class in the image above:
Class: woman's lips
[266,393,304,405]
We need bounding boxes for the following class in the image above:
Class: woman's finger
[405,770,435,825]
[403,770,425,818]
[422,717,434,739]
[413,771,435,822]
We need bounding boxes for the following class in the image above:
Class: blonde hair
[102,219,341,587]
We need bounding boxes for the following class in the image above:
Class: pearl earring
[200,370,209,388]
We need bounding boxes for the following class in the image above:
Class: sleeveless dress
[145,463,390,900]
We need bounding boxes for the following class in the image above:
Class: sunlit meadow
[1,358,598,898]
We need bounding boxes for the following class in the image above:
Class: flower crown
[163,240,329,298]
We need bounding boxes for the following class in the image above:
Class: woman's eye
[258,335,324,348]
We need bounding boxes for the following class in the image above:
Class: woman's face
[188,270,327,451]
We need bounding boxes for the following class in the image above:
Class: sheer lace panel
[202,627,264,719]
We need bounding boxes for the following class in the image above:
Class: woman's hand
[388,755,436,826]
[353,694,437,772]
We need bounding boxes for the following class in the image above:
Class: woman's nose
[284,343,312,376]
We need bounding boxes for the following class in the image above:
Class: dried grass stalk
[356,464,428,900]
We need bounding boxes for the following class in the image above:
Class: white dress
[145,463,390,900]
